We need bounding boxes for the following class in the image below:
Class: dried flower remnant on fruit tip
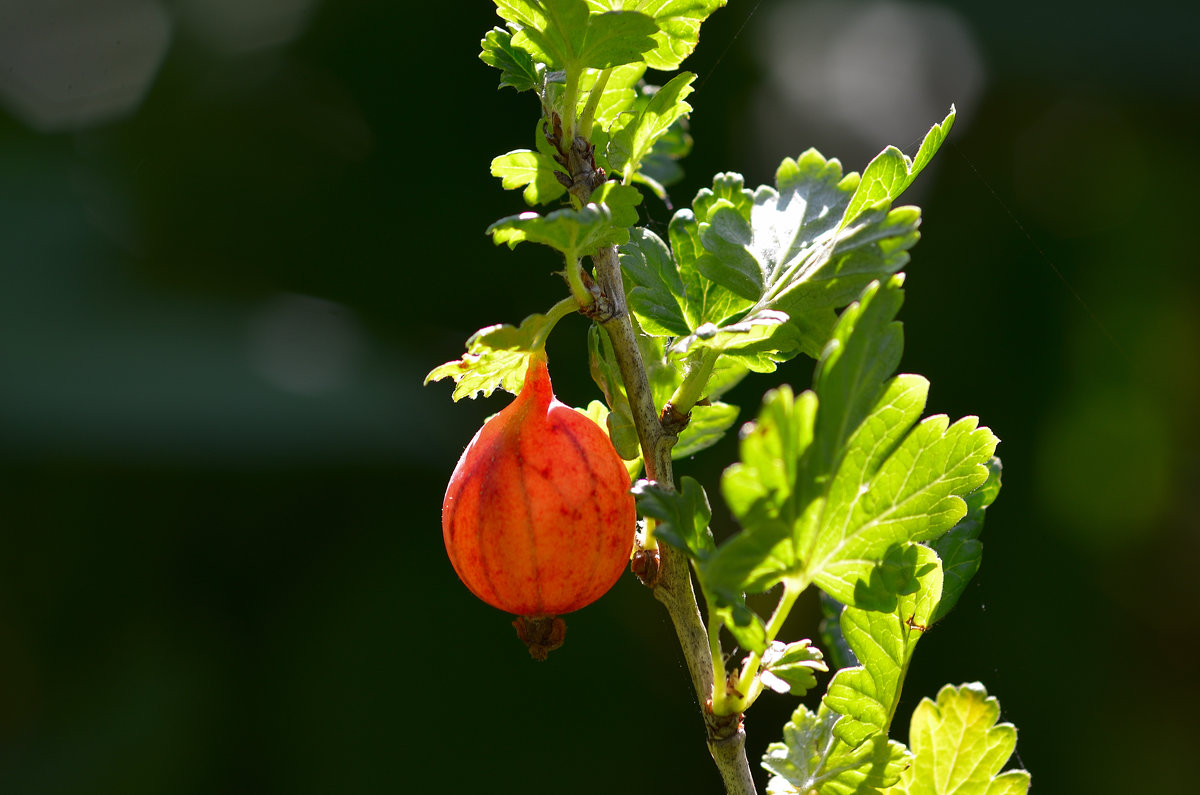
[513,616,567,661]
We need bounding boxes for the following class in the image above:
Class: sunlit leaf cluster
[429,4,1029,792]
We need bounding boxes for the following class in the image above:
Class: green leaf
[931,456,1001,623]
[576,398,611,431]
[587,324,642,460]
[690,148,925,359]
[497,0,658,70]
[762,703,909,795]
[670,177,757,328]
[620,227,691,336]
[590,180,643,228]
[809,410,998,589]
[586,0,727,71]
[497,0,588,70]
[842,107,955,230]
[760,639,828,697]
[588,62,647,129]
[480,26,542,92]
[634,127,691,201]
[720,385,816,532]
[886,683,1030,795]
[807,276,906,481]
[425,312,561,400]
[488,202,629,259]
[668,309,801,374]
[816,541,927,615]
[577,9,660,69]
[803,278,997,603]
[632,476,715,560]
[608,72,696,180]
[491,149,568,205]
[703,512,794,597]
[712,597,768,653]
[705,278,997,616]
[823,544,942,748]
[698,150,859,301]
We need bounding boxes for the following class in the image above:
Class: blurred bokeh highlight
[2,1,1197,792]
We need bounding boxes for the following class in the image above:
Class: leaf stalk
[560,66,582,143]
[577,67,612,141]
[725,578,806,715]
[665,347,718,420]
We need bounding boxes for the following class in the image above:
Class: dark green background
[2,1,1196,792]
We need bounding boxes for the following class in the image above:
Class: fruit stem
[533,295,587,351]
[640,515,659,551]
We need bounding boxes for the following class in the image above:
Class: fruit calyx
[512,616,567,661]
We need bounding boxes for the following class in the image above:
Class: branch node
[660,402,692,435]
[630,546,661,587]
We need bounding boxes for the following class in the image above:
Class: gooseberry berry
[442,352,636,658]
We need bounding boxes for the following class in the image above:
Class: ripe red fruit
[442,352,636,658]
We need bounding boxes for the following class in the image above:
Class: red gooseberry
[441,352,636,658]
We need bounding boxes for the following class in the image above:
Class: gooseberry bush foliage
[427,2,1031,793]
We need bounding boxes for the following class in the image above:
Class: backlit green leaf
[720,385,816,530]
[931,456,1001,623]
[760,639,828,697]
[706,278,997,614]
[585,0,727,70]
[886,683,1030,795]
[480,26,542,92]
[488,202,629,259]
[588,62,647,128]
[498,0,589,70]
[425,312,566,401]
[842,108,955,230]
[689,147,926,357]
[807,276,906,482]
[497,0,658,70]
[577,9,660,69]
[823,544,942,748]
[608,72,696,180]
[590,180,643,228]
[587,324,642,460]
[762,703,909,795]
[491,149,568,205]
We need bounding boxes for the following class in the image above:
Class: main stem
[561,127,755,791]
[590,244,756,795]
